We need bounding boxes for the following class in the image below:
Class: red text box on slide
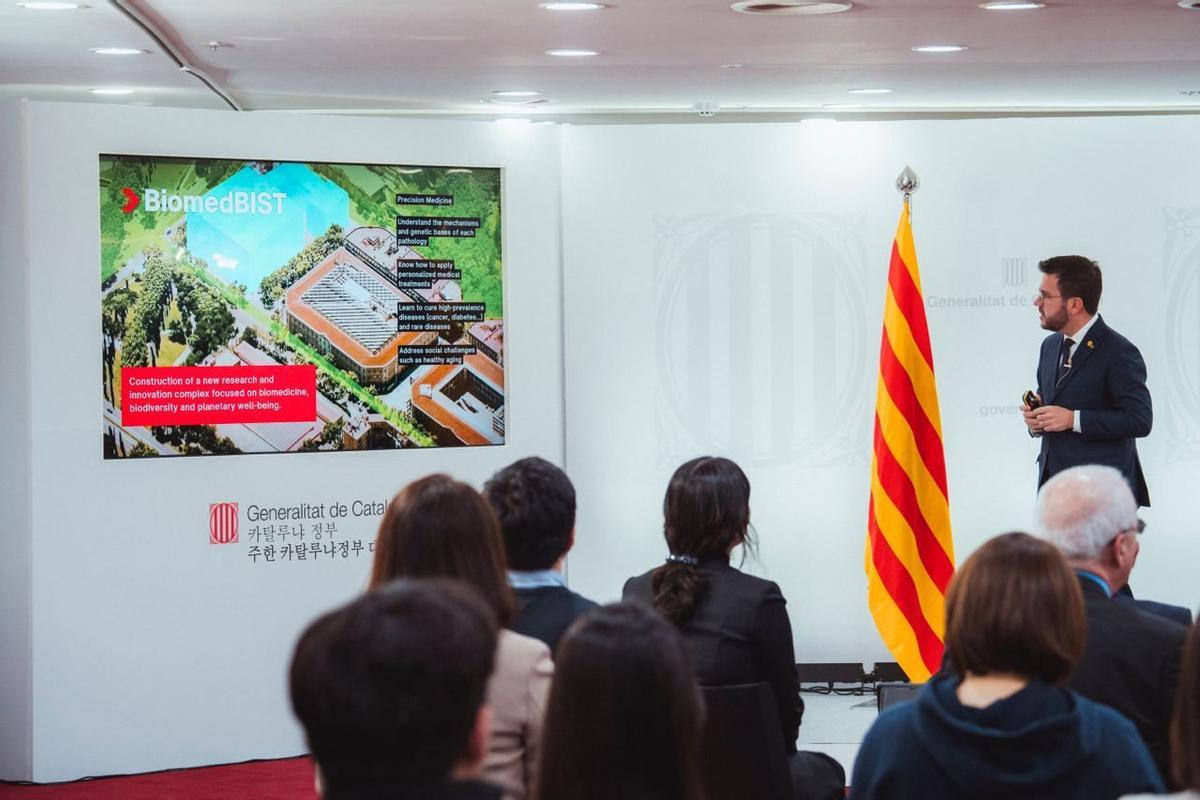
[121,366,317,426]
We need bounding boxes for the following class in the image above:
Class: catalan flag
[866,198,955,682]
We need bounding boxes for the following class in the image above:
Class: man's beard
[1040,305,1068,332]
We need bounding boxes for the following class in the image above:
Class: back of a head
[289,579,497,795]
[370,473,516,625]
[653,456,753,626]
[946,532,1085,684]
[1038,255,1102,315]
[538,602,704,800]
[1172,623,1200,790]
[483,456,576,572]
[1035,465,1137,562]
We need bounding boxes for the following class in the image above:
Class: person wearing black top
[289,579,503,800]
[623,456,844,800]
[485,457,596,654]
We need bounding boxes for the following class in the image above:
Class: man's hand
[1033,405,1074,433]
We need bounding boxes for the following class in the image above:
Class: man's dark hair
[483,457,576,572]
[1039,255,1103,315]
[289,579,497,794]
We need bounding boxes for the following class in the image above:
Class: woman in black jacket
[623,456,844,800]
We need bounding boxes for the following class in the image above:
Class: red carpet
[0,756,317,799]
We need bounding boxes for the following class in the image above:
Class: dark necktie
[1056,337,1075,383]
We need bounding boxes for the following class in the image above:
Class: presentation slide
[99,155,506,458]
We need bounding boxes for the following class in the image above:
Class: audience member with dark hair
[371,474,553,800]
[483,457,596,653]
[623,456,845,800]
[538,602,704,800]
[851,532,1163,799]
[290,578,500,800]
[1127,622,1200,799]
[1036,464,1188,784]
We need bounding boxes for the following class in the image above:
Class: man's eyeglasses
[1107,518,1145,548]
[1036,290,1063,302]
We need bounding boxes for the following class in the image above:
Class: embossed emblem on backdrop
[1162,207,1200,462]
[652,213,871,469]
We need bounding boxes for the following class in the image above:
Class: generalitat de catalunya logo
[120,186,287,215]
[209,502,239,545]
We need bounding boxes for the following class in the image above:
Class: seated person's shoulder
[499,629,553,673]
[718,567,785,602]
[622,570,655,602]
[1125,603,1190,645]
[569,588,598,613]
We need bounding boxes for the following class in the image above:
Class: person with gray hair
[1036,465,1188,788]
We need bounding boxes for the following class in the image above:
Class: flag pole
[866,164,955,682]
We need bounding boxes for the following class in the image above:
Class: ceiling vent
[731,2,852,14]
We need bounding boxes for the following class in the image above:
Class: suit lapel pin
[1086,340,1094,349]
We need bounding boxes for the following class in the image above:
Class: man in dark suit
[1022,255,1152,506]
[484,457,596,654]
[1036,465,1188,786]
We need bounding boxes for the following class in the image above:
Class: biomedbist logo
[120,186,287,215]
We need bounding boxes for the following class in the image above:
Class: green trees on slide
[114,247,235,370]
[259,224,345,306]
[119,249,175,368]
[101,287,134,404]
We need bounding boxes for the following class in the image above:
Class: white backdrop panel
[21,102,564,782]
[561,116,1200,666]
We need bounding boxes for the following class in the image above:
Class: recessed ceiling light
[1180,89,1200,95]
[731,2,852,14]
[979,1,1045,8]
[822,103,863,109]
[492,90,542,97]
[1179,1,1200,8]
[539,2,607,9]
[722,64,744,70]
[19,1,86,8]
[90,47,148,56]
[848,88,893,94]
[484,98,549,107]
[91,88,135,95]
[912,44,968,53]
[545,48,599,57]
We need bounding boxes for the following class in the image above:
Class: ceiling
[2,0,1200,122]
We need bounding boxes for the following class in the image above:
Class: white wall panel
[561,117,1200,666]
[17,102,564,782]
